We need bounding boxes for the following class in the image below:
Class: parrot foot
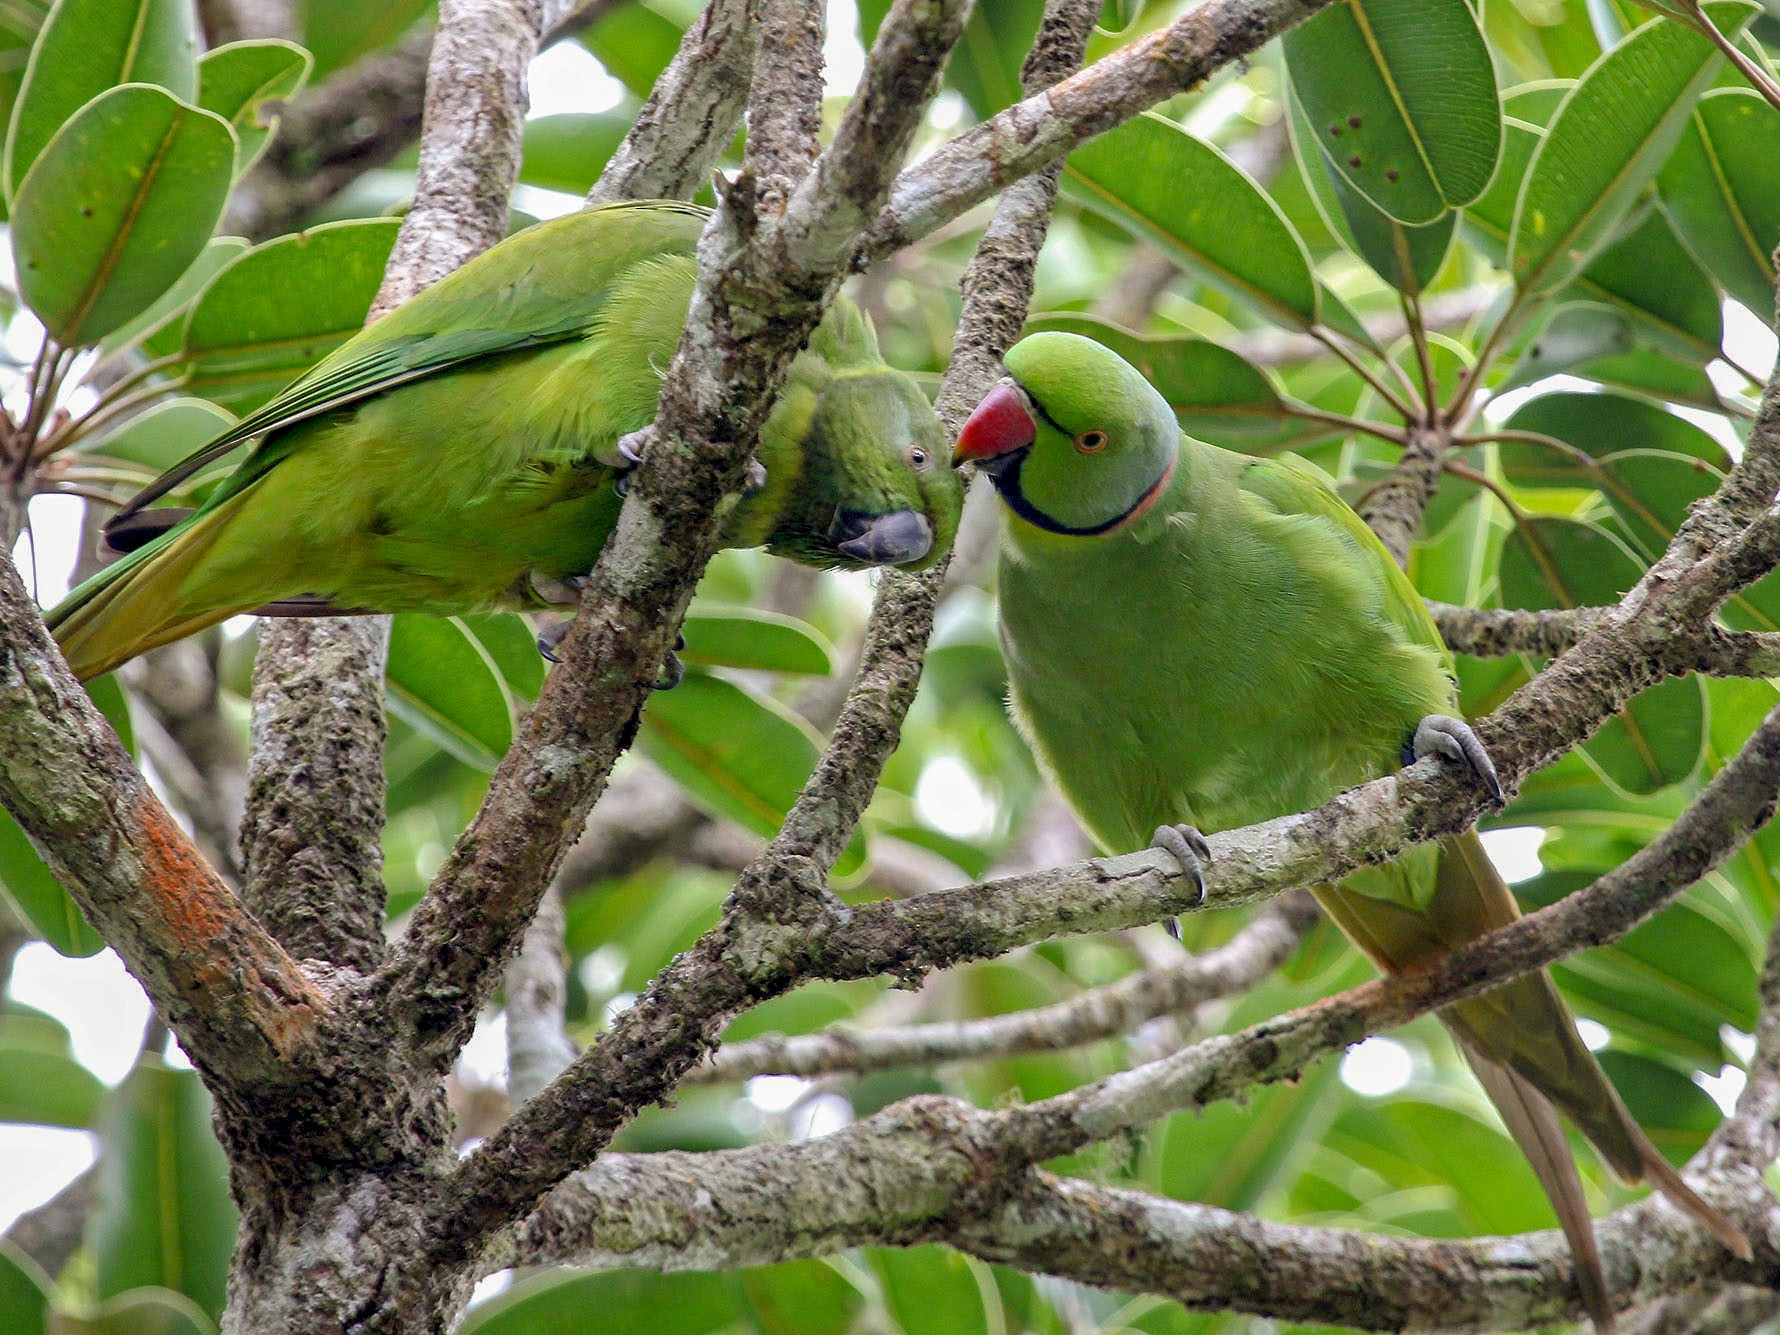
[529,571,589,608]
[1409,715,1505,802]
[613,426,766,497]
[537,626,686,689]
[537,619,572,663]
[1150,823,1211,938]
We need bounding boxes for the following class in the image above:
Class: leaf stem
[1307,324,1418,422]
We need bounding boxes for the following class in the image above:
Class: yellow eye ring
[1074,429,1109,454]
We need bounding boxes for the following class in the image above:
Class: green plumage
[968,332,1746,1334]
[48,201,961,681]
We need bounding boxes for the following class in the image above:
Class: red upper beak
[954,379,1037,466]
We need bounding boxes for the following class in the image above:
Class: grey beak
[829,508,934,565]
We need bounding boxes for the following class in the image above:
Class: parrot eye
[1074,429,1109,454]
[908,445,931,470]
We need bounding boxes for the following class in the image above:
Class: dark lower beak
[829,508,934,565]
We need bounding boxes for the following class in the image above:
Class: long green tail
[46,497,253,682]
[1316,829,1750,1334]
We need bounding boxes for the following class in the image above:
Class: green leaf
[1064,112,1320,329]
[1598,449,1725,557]
[1023,313,1326,451]
[639,671,864,876]
[861,0,1039,120]
[874,1248,993,1335]
[195,39,311,178]
[1571,207,1724,361]
[463,1267,750,1334]
[1499,516,1704,792]
[1499,303,1635,390]
[1659,87,1780,316]
[1498,515,1642,611]
[0,1241,50,1335]
[519,112,632,196]
[12,85,233,347]
[90,1060,237,1321]
[80,398,235,480]
[1284,0,1502,223]
[0,803,105,957]
[679,607,836,675]
[179,218,401,412]
[1577,346,1728,410]
[4,0,198,198]
[386,615,523,770]
[581,0,698,98]
[0,1042,103,1127]
[51,1289,213,1335]
[97,236,247,360]
[1509,3,1753,299]
[1461,116,1542,261]
[302,0,430,81]
[1502,389,1731,475]
[1286,82,1457,296]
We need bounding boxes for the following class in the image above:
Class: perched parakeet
[48,200,961,682]
[956,331,1747,1334]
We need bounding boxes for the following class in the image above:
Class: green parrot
[47,200,961,682]
[955,331,1748,1334]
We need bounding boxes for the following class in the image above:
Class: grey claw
[1411,715,1504,802]
[656,649,684,691]
[743,459,767,495]
[1151,822,1210,935]
[617,427,652,467]
[614,426,653,498]
[537,619,571,663]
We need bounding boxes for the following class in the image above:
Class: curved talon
[655,649,684,691]
[617,426,652,467]
[743,458,767,495]
[1411,714,1504,802]
[537,619,571,663]
[1151,822,1211,939]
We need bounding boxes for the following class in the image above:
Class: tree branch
[388,4,974,1267]
[862,0,1337,262]
[586,0,754,207]
[0,556,327,1089]
[690,893,1318,1083]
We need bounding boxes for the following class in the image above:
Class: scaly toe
[1150,822,1211,912]
[1411,715,1504,802]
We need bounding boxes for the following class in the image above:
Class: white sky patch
[1697,1063,1748,1116]
[1339,1035,1414,1097]
[791,1091,852,1140]
[527,40,626,118]
[746,1073,810,1114]
[824,0,868,97]
[1574,1017,1610,1052]
[1478,825,1544,884]
[0,1126,95,1233]
[1722,1024,1757,1064]
[13,492,84,607]
[458,1014,511,1090]
[10,943,151,1085]
[914,755,996,840]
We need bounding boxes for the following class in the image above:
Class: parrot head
[754,306,962,572]
[953,331,1178,537]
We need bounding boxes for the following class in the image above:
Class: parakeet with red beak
[48,201,961,682]
[956,330,1748,1334]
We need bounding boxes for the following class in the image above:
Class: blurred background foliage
[2,0,1780,1330]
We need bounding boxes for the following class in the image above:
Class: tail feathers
[1457,1035,1618,1335]
[48,501,253,681]
[1636,1136,1752,1260]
